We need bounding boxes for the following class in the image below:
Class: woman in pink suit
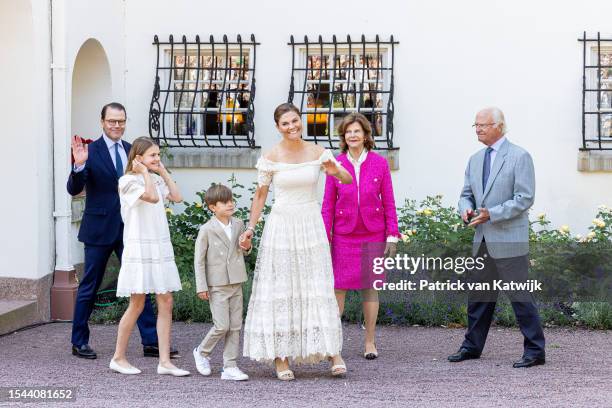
[321,113,400,360]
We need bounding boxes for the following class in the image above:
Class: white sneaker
[109,359,141,375]
[221,366,249,381]
[157,364,190,377]
[193,347,211,376]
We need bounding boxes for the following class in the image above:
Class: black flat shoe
[143,345,180,358]
[447,348,480,362]
[512,356,545,368]
[72,344,97,359]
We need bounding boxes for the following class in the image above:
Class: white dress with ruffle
[116,173,182,297]
[243,149,343,364]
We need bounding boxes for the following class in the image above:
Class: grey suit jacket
[458,139,535,259]
[194,217,249,293]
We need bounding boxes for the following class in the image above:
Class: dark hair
[125,137,158,173]
[101,102,127,120]
[273,103,300,124]
[337,113,375,153]
[205,184,234,207]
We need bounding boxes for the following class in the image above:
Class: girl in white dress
[240,103,353,381]
[109,137,189,377]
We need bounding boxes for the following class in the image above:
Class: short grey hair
[484,107,508,135]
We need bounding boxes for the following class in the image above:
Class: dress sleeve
[318,149,340,168]
[118,174,145,208]
[255,157,274,187]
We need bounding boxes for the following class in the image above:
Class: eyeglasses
[104,119,127,127]
[472,123,496,129]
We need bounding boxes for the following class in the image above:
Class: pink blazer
[321,151,400,240]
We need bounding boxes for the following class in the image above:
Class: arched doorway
[71,38,112,139]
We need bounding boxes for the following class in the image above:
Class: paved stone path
[0,322,610,407]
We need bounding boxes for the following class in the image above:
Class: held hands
[197,291,209,301]
[239,229,253,250]
[71,135,89,166]
[467,208,490,227]
[383,242,397,258]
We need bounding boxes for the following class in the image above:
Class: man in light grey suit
[448,107,545,368]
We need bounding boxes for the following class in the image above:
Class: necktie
[114,143,123,177]
[482,147,493,190]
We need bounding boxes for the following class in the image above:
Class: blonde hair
[126,137,158,173]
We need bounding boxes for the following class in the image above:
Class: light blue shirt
[487,136,507,172]
[73,133,128,173]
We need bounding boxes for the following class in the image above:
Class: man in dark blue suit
[68,102,177,359]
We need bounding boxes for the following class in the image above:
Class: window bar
[326,35,338,149]
[214,35,231,147]
[358,35,367,111]
[201,35,216,147]
[148,35,162,140]
[582,31,587,149]
[312,35,325,144]
[161,35,175,145]
[299,36,310,129]
[386,35,396,148]
[373,35,381,141]
[174,36,188,147]
[288,35,296,103]
[245,34,257,148]
[186,35,201,147]
[597,32,602,150]
[227,35,244,147]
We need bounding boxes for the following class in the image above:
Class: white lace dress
[116,173,182,297]
[243,149,343,364]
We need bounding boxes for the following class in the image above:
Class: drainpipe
[50,0,78,320]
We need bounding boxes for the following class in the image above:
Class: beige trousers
[198,283,243,368]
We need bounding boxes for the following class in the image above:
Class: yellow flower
[587,231,596,240]
[416,209,424,216]
[559,225,570,234]
[593,219,606,228]
[165,208,174,215]
[423,208,433,216]
[195,202,202,208]
[412,229,417,235]
[401,234,410,243]
[575,234,582,240]
[537,213,546,220]
[406,230,413,236]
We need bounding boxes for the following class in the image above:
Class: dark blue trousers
[462,242,545,359]
[71,237,158,347]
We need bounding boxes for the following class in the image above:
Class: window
[580,32,612,150]
[149,35,258,148]
[288,35,398,150]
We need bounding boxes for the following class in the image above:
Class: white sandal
[276,369,295,381]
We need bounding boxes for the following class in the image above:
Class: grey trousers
[198,283,243,368]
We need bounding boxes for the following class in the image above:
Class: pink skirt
[331,208,386,290]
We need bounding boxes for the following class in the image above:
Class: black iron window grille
[580,32,612,150]
[149,35,258,148]
[287,35,398,150]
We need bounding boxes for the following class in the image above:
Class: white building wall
[0,0,54,280]
[116,0,612,233]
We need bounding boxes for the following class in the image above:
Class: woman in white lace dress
[240,103,353,381]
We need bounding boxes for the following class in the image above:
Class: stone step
[0,299,39,336]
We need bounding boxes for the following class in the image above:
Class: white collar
[102,133,124,149]
[347,149,368,165]
[214,216,232,229]
[489,136,507,152]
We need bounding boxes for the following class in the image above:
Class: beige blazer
[194,216,249,293]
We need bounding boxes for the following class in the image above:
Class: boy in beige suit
[193,184,251,381]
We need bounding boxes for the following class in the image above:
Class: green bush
[92,183,612,330]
